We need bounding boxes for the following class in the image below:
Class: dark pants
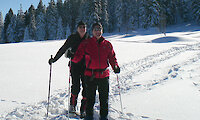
[85,76,109,119]
[70,61,86,112]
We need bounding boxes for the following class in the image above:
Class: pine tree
[166,0,176,24]
[36,0,46,40]
[191,0,200,23]
[178,0,190,22]
[16,9,25,42]
[100,0,109,32]
[56,16,65,39]
[115,0,123,32]
[57,0,64,18]
[63,0,70,28]
[107,0,117,32]
[14,4,25,42]
[140,0,159,29]
[65,24,71,38]
[126,0,138,31]
[46,0,58,40]
[157,0,167,34]
[6,15,17,43]
[25,5,36,40]
[68,0,82,33]
[76,0,87,24]
[24,26,30,40]
[3,8,14,42]
[79,0,101,33]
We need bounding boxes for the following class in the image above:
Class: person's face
[92,25,103,39]
[77,25,86,36]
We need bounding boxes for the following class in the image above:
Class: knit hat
[92,22,103,30]
[77,21,86,27]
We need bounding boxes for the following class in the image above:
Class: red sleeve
[72,40,86,63]
[107,42,119,70]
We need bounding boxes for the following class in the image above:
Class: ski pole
[116,74,123,113]
[67,59,72,120]
[47,55,53,118]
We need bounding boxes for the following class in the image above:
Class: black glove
[114,65,120,74]
[48,58,55,65]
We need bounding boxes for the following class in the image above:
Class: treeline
[0,0,200,43]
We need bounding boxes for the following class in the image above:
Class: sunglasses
[94,27,102,31]
[79,26,86,29]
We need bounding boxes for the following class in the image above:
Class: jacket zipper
[98,42,101,78]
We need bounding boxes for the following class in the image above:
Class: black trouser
[70,61,86,109]
[85,76,109,118]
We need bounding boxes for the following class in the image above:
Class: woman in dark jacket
[49,21,90,118]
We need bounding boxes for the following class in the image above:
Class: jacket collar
[92,36,105,43]
[76,32,89,40]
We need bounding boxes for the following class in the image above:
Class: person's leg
[85,77,97,119]
[69,62,81,111]
[80,73,87,116]
[98,77,109,119]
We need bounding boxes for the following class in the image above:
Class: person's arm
[107,42,120,73]
[48,36,72,65]
[53,40,69,62]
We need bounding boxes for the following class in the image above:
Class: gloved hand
[114,65,120,74]
[48,57,55,65]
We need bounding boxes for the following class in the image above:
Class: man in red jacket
[72,22,120,120]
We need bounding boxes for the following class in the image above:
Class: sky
[0,0,50,19]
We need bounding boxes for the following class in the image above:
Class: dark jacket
[72,36,119,78]
[53,32,90,62]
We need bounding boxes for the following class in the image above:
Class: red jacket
[72,36,119,78]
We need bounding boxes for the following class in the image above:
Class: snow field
[0,24,200,120]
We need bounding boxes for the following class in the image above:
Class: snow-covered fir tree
[62,0,70,28]
[57,0,64,20]
[65,24,71,38]
[100,0,109,32]
[68,0,82,33]
[3,8,14,43]
[140,0,159,29]
[126,0,138,31]
[115,0,123,32]
[46,0,58,40]
[177,0,190,22]
[25,5,36,40]
[191,0,200,23]
[35,0,46,40]
[165,0,176,25]
[76,0,89,26]
[6,15,17,43]
[81,0,101,33]
[107,0,117,32]
[56,16,65,39]
[15,10,25,42]
[24,26,30,40]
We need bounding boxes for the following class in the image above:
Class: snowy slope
[0,23,200,120]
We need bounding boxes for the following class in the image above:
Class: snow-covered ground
[0,23,200,120]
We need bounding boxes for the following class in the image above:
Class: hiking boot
[84,115,93,120]
[99,116,108,120]
[80,111,86,118]
[69,105,76,113]
[80,98,87,114]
